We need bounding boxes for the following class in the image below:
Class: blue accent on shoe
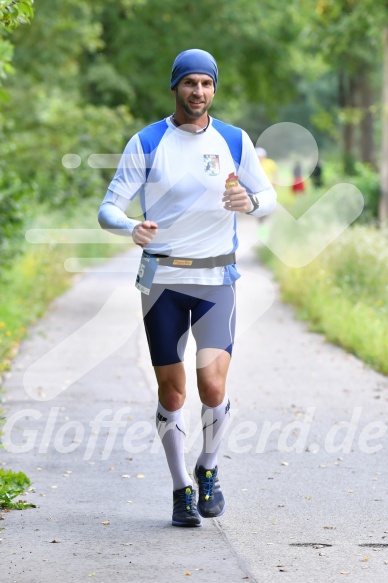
[172,485,202,527]
[194,465,226,518]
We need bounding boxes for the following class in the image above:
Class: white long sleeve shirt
[98,115,276,285]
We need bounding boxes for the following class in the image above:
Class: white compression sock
[196,395,231,470]
[156,402,192,491]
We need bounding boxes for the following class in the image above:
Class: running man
[98,49,277,527]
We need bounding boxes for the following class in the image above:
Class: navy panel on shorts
[141,284,236,366]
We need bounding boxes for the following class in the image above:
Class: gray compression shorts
[141,283,236,366]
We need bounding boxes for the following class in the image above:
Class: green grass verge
[260,191,388,375]
[0,197,133,380]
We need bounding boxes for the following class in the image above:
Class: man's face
[173,74,215,119]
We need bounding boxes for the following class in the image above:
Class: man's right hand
[132,220,158,247]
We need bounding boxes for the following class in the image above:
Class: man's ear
[171,87,177,95]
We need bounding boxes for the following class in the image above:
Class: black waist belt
[145,252,236,269]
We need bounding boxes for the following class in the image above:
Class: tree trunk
[379,27,388,225]
[358,70,375,167]
[339,71,356,174]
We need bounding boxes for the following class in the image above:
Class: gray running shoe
[172,485,202,527]
[194,465,226,518]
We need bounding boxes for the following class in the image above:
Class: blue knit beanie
[170,49,218,91]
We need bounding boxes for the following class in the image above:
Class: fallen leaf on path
[101,521,110,525]
[323,526,336,529]
[136,474,145,478]
[361,557,369,562]
[340,572,350,575]
[121,475,130,479]
[50,539,61,543]
[184,572,191,576]
[280,461,289,466]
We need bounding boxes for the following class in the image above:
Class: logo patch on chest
[203,154,220,176]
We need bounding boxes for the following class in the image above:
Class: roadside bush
[261,212,388,375]
[349,162,380,223]
[0,98,137,272]
[0,166,33,273]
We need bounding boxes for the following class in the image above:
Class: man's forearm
[98,201,141,236]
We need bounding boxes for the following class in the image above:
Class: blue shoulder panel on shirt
[138,119,169,181]
[212,118,243,169]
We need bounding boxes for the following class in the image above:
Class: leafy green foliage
[304,0,385,71]
[0,0,34,30]
[0,0,139,272]
[0,0,34,270]
[294,0,386,172]
[0,1,34,87]
[87,0,301,122]
[0,167,32,272]
[10,0,102,86]
[3,96,136,207]
[0,468,35,509]
[348,163,380,223]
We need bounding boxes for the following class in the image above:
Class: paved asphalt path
[1,215,388,583]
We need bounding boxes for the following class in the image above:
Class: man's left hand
[222,186,253,213]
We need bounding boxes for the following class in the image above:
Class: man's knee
[198,378,225,407]
[155,363,186,411]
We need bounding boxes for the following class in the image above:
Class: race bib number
[135,252,159,295]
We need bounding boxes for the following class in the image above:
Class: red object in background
[292,178,305,193]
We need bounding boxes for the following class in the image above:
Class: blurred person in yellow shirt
[255,147,278,186]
